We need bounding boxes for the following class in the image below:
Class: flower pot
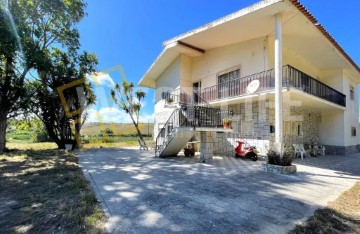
[223,123,231,129]
[261,163,297,174]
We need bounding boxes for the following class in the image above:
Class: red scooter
[235,141,258,161]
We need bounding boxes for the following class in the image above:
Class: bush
[281,147,295,166]
[32,125,52,143]
[267,147,295,166]
[267,150,281,165]
[97,128,114,137]
[81,135,90,144]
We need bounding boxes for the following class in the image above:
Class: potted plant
[165,97,174,104]
[222,118,232,129]
[184,146,195,157]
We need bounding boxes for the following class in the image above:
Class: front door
[193,82,201,103]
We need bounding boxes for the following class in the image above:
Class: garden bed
[261,163,297,174]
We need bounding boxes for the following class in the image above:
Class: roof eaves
[163,0,283,47]
[289,0,360,74]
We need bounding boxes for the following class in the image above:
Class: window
[350,86,354,100]
[218,68,240,98]
[161,91,170,100]
[270,125,275,133]
[289,122,302,136]
[297,124,301,136]
[218,69,240,84]
[351,127,356,137]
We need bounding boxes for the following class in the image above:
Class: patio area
[78,148,360,233]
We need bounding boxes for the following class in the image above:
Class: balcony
[199,65,346,107]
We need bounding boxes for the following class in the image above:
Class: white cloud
[139,113,154,123]
[88,72,115,88]
[142,101,147,108]
[85,107,154,123]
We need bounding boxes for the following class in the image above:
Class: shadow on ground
[78,148,360,233]
[0,149,106,234]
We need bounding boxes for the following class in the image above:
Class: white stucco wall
[154,56,181,140]
[320,70,344,92]
[343,72,360,146]
[180,55,193,95]
[318,70,345,146]
[319,110,345,146]
[268,36,321,79]
[318,70,360,147]
[155,56,181,113]
[191,38,268,89]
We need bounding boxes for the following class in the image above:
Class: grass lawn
[0,145,107,233]
[7,141,154,150]
[291,181,360,234]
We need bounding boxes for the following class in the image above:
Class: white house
[139,0,360,160]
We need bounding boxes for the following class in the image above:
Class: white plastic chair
[313,145,326,156]
[293,144,307,160]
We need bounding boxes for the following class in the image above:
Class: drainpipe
[275,13,283,154]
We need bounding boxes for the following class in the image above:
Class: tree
[0,0,87,152]
[31,49,97,149]
[98,128,114,137]
[110,81,147,145]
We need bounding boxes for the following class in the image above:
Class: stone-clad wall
[213,132,270,156]
[213,100,323,156]
[228,100,270,140]
[269,107,321,146]
[214,100,271,156]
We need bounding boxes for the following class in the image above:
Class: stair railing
[155,109,189,154]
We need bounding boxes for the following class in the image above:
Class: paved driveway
[78,148,360,234]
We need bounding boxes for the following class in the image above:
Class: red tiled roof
[289,0,360,74]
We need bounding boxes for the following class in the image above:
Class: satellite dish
[246,80,260,94]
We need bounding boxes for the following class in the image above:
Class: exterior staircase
[155,90,232,157]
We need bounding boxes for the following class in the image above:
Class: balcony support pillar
[274,13,283,154]
[200,131,214,163]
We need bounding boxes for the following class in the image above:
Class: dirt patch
[290,182,360,234]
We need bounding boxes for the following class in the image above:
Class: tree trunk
[0,111,8,153]
[134,123,146,145]
[45,124,65,149]
[73,120,82,149]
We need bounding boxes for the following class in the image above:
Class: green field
[6,122,155,150]
[81,122,154,136]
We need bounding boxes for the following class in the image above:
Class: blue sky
[78,0,360,123]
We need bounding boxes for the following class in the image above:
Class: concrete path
[78,149,360,234]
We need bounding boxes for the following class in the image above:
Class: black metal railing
[155,109,186,153]
[155,106,233,154]
[180,106,233,128]
[199,65,346,107]
[200,69,274,103]
[283,65,346,107]
[163,88,212,107]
